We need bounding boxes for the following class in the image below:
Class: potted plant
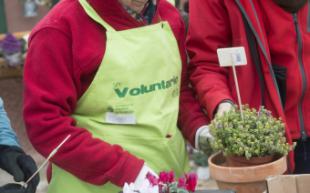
[0,33,23,67]
[208,105,290,193]
[192,150,210,180]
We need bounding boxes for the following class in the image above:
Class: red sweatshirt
[23,0,208,187]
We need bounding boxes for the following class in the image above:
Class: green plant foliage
[198,135,214,157]
[192,150,209,167]
[210,105,290,159]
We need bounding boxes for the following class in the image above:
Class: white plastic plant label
[217,47,247,67]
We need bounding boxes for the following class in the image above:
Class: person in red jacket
[23,0,208,192]
[187,0,310,174]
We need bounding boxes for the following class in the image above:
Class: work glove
[215,102,234,117]
[123,164,159,193]
[195,125,214,156]
[0,183,28,193]
[195,102,234,155]
[0,145,39,193]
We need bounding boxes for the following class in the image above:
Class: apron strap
[79,0,116,32]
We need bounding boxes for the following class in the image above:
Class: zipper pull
[302,130,307,141]
[293,13,298,24]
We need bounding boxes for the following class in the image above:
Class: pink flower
[159,171,175,183]
[185,173,197,192]
[177,177,187,189]
[146,172,159,186]
[167,171,175,183]
[145,171,197,193]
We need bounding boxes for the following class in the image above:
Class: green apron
[167,0,175,6]
[47,0,189,192]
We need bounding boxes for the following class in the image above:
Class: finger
[17,155,39,193]
[27,174,40,193]
[0,183,26,193]
[25,181,39,193]
[17,155,39,185]
[25,183,35,193]
[0,156,25,182]
[9,165,25,182]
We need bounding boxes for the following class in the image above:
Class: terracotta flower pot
[208,152,287,193]
[226,155,275,167]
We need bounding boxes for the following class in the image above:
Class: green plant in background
[192,150,208,167]
[210,105,290,159]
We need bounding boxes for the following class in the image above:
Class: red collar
[87,0,161,30]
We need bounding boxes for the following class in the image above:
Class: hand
[134,164,158,193]
[195,125,214,155]
[123,164,159,193]
[0,145,39,193]
[216,102,233,117]
[0,183,27,193]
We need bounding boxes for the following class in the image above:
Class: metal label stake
[231,54,244,120]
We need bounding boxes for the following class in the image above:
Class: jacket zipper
[235,0,283,109]
[293,13,308,141]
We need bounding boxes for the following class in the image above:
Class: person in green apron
[23,0,209,192]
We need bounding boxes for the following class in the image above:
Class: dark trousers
[294,138,310,174]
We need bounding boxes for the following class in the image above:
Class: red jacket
[24,0,208,187]
[187,0,310,171]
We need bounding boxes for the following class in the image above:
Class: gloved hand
[0,145,39,193]
[0,183,28,193]
[195,125,214,156]
[195,102,233,155]
[123,164,159,193]
[215,102,234,117]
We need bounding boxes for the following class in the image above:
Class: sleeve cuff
[194,125,210,150]
[110,155,144,187]
[134,164,157,187]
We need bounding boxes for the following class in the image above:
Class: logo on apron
[113,76,179,98]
